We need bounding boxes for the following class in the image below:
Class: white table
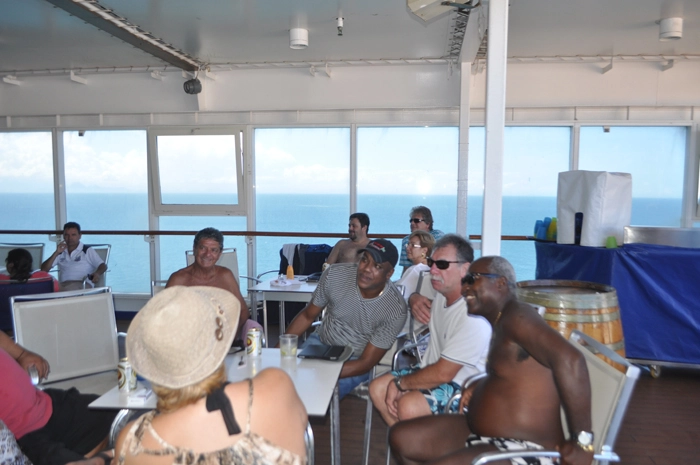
[90,349,343,465]
[248,279,318,345]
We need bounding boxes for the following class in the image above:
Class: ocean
[0,193,684,293]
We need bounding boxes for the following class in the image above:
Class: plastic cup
[279,334,298,357]
[605,236,618,249]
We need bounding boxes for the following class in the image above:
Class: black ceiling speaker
[183,78,202,94]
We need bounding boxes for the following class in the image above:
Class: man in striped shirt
[286,239,408,398]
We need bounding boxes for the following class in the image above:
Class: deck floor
[310,367,700,465]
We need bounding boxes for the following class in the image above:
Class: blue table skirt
[534,241,700,364]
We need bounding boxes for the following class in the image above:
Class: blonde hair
[408,230,436,256]
[152,364,227,413]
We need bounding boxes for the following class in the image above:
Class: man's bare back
[326,238,370,264]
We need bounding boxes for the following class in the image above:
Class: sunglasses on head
[463,272,504,285]
[426,258,464,270]
[409,218,426,224]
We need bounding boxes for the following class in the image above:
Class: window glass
[468,127,570,281]
[357,127,459,254]
[63,130,148,292]
[254,128,350,275]
[579,126,686,227]
[0,132,55,269]
[156,134,239,205]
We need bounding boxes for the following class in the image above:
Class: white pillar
[481,0,509,256]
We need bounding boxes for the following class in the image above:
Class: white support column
[481,0,509,256]
[349,123,357,215]
[52,129,67,230]
[682,122,699,225]
[457,62,471,239]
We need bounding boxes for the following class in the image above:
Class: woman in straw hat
[114,286,307,465]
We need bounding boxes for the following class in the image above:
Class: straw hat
[127,286,240,389]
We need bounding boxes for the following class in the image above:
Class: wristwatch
[393,376,408,392]
[576,431,594,452]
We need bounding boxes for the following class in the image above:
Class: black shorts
[17,388,116,465]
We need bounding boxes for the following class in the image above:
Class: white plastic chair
[0,243,44,270]
[12,287,119,385]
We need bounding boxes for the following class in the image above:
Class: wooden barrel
[516,280,625,369]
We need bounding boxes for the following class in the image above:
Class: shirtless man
[325,212,371,265]
[166,227,252,339]
[389,256,594,465]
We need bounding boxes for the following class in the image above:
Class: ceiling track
[44,0,203,72]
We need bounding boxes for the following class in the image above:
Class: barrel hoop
[606,341,625,352]
[544,311,621,323]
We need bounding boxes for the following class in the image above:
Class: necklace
[494,311,503,325]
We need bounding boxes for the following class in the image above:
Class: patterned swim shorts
[465,434,555,465]
[391,367,462,414]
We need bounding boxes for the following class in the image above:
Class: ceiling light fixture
[290,28,309,49]
[659,17,683,41]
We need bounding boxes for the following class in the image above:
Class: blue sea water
[0,193,684,293]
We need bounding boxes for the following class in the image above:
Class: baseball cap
[359,239,399,268]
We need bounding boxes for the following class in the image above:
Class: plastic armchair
[469,330,640,465]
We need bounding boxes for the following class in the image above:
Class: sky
[0,125,688,199]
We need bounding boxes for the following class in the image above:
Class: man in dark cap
[286,239,407,398]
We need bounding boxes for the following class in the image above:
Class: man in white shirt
[41,222,107,291]
[369,234,491,426]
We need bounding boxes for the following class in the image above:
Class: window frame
[148,126,246,216]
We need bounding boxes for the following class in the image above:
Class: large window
[579,126,686,227]
[150,128,245,215]
[254,128,350,274]
[63,130,148,292]
[357,127,459,253]
[0,131,55,269]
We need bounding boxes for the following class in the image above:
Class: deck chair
[0,242,44,270]
[0,277,54,331]
[84,243,111,287]
[12,287,119,387]
[151,280,168,296]
[470,330,640,465]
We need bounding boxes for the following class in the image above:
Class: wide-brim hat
[127,286,240,389]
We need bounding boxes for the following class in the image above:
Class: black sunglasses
[409,218,426,224]
[427,258,465,270]
[463,272,504,285]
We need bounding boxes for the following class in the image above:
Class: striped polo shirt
[312,263,407,357]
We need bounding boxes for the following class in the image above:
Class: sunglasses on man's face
[462,272,504,285]
[409,218,426,224]
[427,258,465,270]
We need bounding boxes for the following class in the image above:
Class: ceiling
[0,0,698,76]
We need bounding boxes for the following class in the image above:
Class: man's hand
[557,440,594,465]
[56,241,67,254]
[17,349,50,380]
[408,293,432,325]
[457,383,477,414]
[385,378,406,418]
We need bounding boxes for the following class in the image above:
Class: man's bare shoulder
[166,266,193,287]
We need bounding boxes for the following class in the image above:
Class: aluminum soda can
[246,328,262,357]
[28,366,40,386]
[118,357,137,392]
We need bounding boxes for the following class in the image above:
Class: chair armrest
[240,275,261,285]
[472,449,620,465]
[446,372,488,413]
[256,270,278,280]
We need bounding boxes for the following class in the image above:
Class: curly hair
[5,248,33,282]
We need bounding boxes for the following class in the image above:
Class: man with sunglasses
[398,206,445,274]
[389,256,593,465]
[369,234,491,426]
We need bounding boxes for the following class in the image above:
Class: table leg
[263,298,269,347]
[330,383,341,465]
[280,301,286,335]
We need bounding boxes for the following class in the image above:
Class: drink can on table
[246,328,262,356]
[118,357,137,392]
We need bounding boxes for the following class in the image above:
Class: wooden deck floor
[310,367,700,465]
